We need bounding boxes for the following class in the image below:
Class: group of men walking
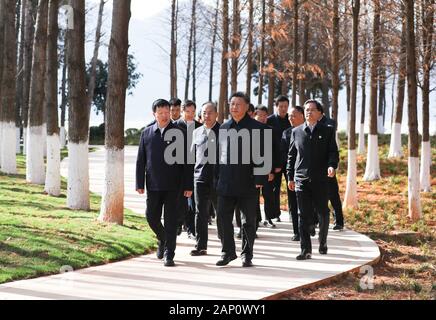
[136,92,344,267]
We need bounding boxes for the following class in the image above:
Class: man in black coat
[281,106,305,241]
[318,112,345,231]
[136,99,193,267]
[215,92,269,267]
[286,100,339,260]
[267,95,292,222]
[190,102,220,256]
[175,100,202,238]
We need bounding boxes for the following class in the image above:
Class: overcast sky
[81,0,436,135]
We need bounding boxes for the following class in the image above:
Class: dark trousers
[235,193,261,231]
[218,194,258,259]
[194,182,217,250]
[273,170,293,219]
[177,189,196,235]
[289,190,299,236]
[262,181,276,220]
[146,190,179,260]
[295,180,330,254]
[328,176,344,227]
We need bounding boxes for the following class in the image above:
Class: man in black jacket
[215,92,269,267]
[136,99,193,267]
[190,102,220,256]
[267,95,292,222]
[286,100,339,260]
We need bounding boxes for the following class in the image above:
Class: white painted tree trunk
[23,127,27,155]
[363,134,381,181]
[343,149,358,209]
[346,111,351,137]
[0,122,17,174]
[98,148,124,224]
[409,157,422,220]
[420,141,431,192]
[67,142,90,210]
[60,126,66,148]
[16,127,21,154]
[357,123,366,154]
[44,133,61,196]
[377,115,385,134]
[26,125,46,184]
[42,122,47,157]
[0,122,3,165]
[388,122,403,158]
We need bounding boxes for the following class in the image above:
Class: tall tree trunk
[184,0,196,101]
[1,0,18,174]
[267,0,275,112]
[44,0,60,196]
[60,49,67,148]
[388,4,406,158]
[363,0,381,181]
[0,0,5,166]
[26,0,48,184]
[291,0,299,108]
[358,0,369,155]
[230,0,240,94]
[208,0,219,101]
[331,0,339,122]
[299,9,309,107]
[405,0,421,220]
[192,2,197,101]
[170,0,178,98]
[87,0,105,120]
[377,57,386,134]
[15,0,26,154]
[245,0,253,97]
[67,0,90,210]
[218,0,229,123]
[98,0,131,225]
[419,0,433,192]
[344,0,360,209]
[257,0,266,105]
[345,62,351,136]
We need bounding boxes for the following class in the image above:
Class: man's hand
[137,189,145,195]
[328,167,336,178]
[184,191,193,198]
[274,168,282,173]
[268,173,274,182]
[288,181,295,191]
[256,185,263,189]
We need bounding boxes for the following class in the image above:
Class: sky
[82,0,436,135]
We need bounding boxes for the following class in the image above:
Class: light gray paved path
[0,146,380,300]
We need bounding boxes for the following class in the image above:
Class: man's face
[183,105,196,122]
[230,97,248,121]
[289,108,305,127]
[276,101,289,118]
[255,110,268,124]
[154,106,171,127]
[304,103,322,124]
[170,105,181,120]
[202,104,218,128]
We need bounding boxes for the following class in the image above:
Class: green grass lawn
[0,151,156,284]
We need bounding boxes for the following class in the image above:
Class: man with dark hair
[281,105,305,241]
[316,104,344,231]
[175,100,202,239]
[136,99,193,267]
[247,103,256,118]
[267,95,292,222]
[286,100,339,260]
[169,98,182,122]
[215,92,269,268]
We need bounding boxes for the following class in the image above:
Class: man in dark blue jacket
[286,100,339,260]
[136,99,193,267]
[215,92,269,268]
[190,102,220,256]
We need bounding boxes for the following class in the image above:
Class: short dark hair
[152,99,170,113]
[201,101,218,113]
[229,92,250,105]
[169,98,182,107]
[255,105,268,114]
[248,103,255,114]
[275,95,289,106]
[304,99,324,113]
[182,99,196,110]
[292,105,304,115]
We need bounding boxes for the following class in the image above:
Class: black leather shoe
[333,225,344,231]
[164,258,175,267]
[291,235,300,241]
[190,249,207,256]
[216,254,237,266]
[276,217,281,222]
[156,241,164,260]
[242,258,253,267]
[319,245,328,255]
[296,252,312,260]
